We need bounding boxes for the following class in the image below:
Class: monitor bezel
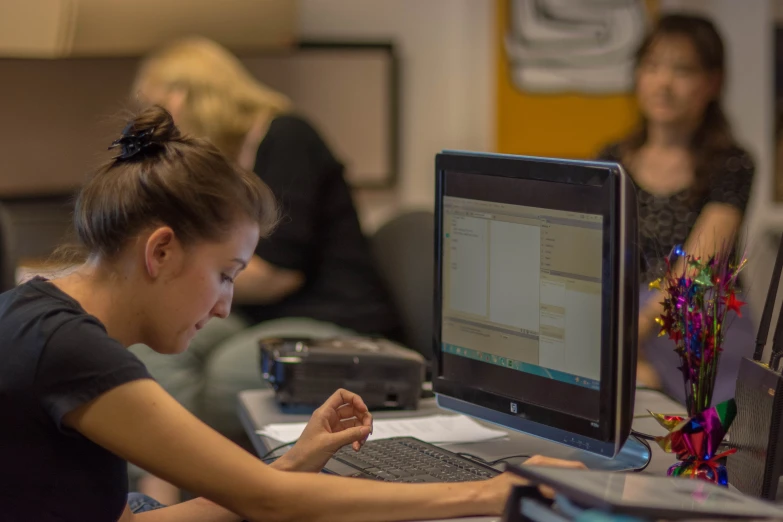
[432,150,633,455]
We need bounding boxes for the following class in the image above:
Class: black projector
[259,337,426,410]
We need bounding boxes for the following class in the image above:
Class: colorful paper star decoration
[653,245,747,416]
[723,293,745,317]
[649,245,746,486]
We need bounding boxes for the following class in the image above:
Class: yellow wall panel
[495,0,658,159]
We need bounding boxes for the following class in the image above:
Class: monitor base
[576,433,650,472]
[437,394,651,472]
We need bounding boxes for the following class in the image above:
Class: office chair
[370,211,434,361]
[0,193,76,293]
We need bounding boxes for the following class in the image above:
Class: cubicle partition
[0,42,399,196]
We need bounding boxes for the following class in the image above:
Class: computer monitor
[433,151,640,461]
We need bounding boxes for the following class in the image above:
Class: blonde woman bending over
[130,38,402,450]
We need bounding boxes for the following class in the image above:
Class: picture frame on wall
[250,42,400,190]
[775,25,783,201]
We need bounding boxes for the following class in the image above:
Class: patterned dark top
[598,143,755,282]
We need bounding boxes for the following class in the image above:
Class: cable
[461,439,652,472]
[455,452,488,464]
[260,440,298,461]
[630,429,736,469]
[460,432,656,472]
[630,429,656,441]
[490,455,532,466]
[630,433,652,472]
[457,452,531,467]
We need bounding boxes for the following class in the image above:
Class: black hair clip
[108,123,156,160]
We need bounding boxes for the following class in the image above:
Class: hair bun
[109,105,181,160]
[130,105,181,143]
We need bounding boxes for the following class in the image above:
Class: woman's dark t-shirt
[238,115,402,340]
[598,143,755,282]
[0,277,152,521]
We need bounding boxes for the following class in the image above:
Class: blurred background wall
[294,0,496,226]
[300,0,780,349]
[0,0,781,343]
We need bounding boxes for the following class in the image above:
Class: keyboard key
[336,453,373,470]
[388,468,412,478]
[329,436,499,484]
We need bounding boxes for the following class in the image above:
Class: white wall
[299,0,775,232]
[298,0,495,216]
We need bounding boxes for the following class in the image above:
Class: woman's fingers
[333,418,364,431]
[524,455,587,469]
[322,405,371,427]
[321,388,369,414]
[334,403,368,420]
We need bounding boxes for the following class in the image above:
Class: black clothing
[0,277,152,522]
[239,115,401,339]
[598,143,754,282]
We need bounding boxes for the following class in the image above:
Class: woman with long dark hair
[598,13,755,402]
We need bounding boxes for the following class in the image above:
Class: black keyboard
[324,436,500,483]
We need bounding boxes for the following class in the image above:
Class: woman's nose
[211,290,232,319]
[653,66,675,87]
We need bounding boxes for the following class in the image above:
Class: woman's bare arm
[639,202,743,341]
[64,379,545,522]
[232,255,304,305]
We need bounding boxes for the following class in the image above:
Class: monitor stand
[437,395,650,472]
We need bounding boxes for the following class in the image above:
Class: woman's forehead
[644,35,700,64]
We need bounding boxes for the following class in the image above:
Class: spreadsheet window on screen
[441,196,603,390]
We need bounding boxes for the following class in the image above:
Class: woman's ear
[143,227,180,279]
[165,88,188,123]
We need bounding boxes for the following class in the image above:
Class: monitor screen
[440,195,603,420]
[433,152,638,455]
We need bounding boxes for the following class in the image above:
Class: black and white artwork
[504,0,649,94]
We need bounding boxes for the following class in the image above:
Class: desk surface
[238,388,684,522]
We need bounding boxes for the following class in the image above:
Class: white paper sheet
[256,414,508,444]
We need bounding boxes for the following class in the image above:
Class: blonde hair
[134,37,292,159]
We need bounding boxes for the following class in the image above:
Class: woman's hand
[479,456,587,514]
[276,388,373,473]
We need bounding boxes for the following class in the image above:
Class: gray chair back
[371,211,435,360]
[0,203,16,293]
